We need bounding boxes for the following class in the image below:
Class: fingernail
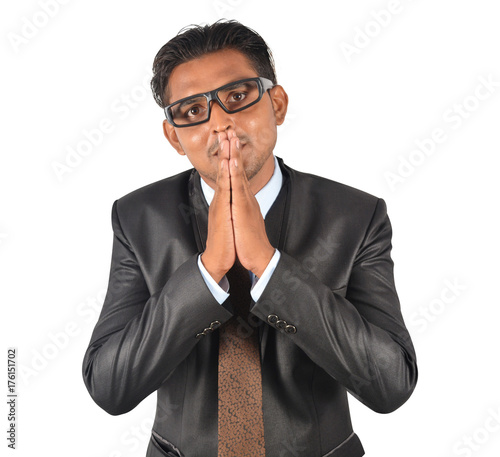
[234,159,238,168]
[221,141,225,152]
[236,139,240,149]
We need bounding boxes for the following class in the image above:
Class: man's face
[163,49,288,190]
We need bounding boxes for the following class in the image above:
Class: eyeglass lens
[169,80,261,126]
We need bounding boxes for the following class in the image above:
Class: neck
[248,153,275,195]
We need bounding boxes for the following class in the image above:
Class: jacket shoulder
[284,161,381,210]
[114,168,193,216]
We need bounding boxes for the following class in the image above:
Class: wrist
[200,252,226,284]
[252,246,275,279]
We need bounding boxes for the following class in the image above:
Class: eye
[224,90,248,107]
[230,91,246,102]
[183,104,205,118]
[187,106,200,116]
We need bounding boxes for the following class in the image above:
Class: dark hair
[150,20,277,108]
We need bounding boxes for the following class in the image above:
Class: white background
[2,0,500,456]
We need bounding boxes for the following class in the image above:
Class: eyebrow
[176,95,206,110]
[220,81,253,91]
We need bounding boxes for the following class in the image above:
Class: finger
[218,131,229,142]
[215,138,224,184]
[216,158,231,194]
[218,132,230,161]
[225,130,236,160]
[229,136,247,180]
[214,133,230,203]
[229,140,249,198]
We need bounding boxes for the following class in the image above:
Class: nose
[209,100,234,133]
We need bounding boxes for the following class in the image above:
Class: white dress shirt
[197,155,282,304]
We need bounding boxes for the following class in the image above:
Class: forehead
[168,49,258,102]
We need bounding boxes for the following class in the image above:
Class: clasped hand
[200,130,275,283]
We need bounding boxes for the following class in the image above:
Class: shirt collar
[200,155,282,219]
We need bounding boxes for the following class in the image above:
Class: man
[82,20,417,457]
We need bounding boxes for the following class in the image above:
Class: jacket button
[203,327,213,334]
[267,314,279,324]
[210,321,221,330]
[195,332,205,339]
[285,324,297,334]
[275,320,287,329]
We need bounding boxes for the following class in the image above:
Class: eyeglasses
[164,77,274,128]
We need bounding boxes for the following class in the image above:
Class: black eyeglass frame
[164,76,274,128]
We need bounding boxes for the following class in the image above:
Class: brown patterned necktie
[217,258,266,456]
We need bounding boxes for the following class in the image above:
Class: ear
[162,119,186,156]
[269,85,289,126]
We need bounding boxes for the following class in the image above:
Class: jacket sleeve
[250,198,418,413]
[82,200,232,415]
